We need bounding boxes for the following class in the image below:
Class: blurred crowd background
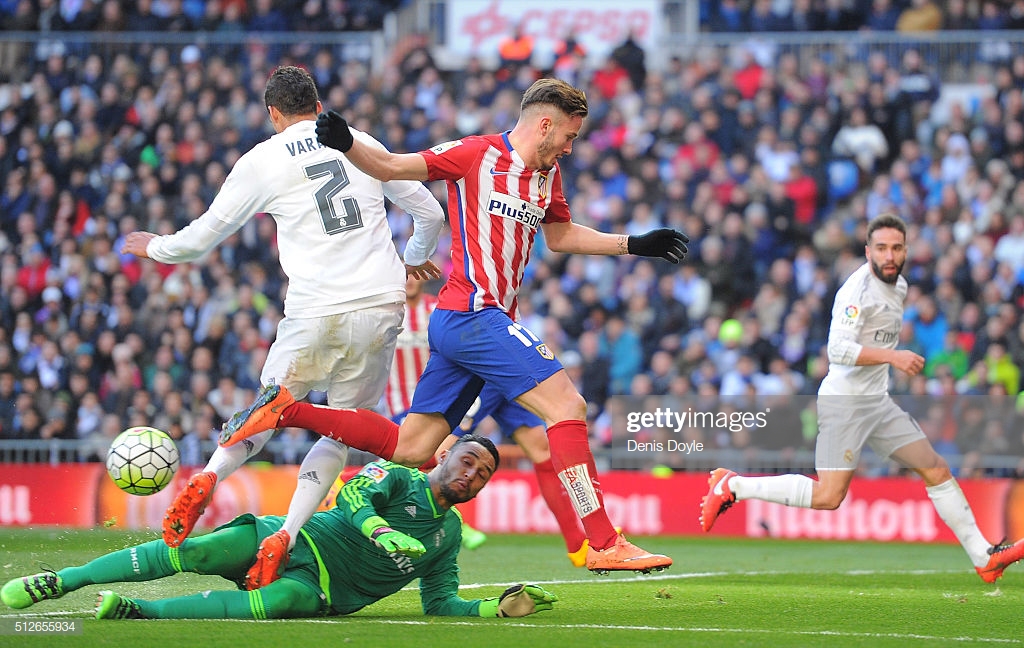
[1,0,1023,473]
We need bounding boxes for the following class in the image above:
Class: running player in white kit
[700,213,1024,583]
[121,66,445,588]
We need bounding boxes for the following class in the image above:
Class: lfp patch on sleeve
[838,304,860,327]
[358,464,388,483]
[429,140,462,155]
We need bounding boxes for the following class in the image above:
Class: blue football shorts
[409,307,562,431]
[454,382,545,438]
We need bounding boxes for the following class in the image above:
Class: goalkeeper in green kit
[0,435,557,620]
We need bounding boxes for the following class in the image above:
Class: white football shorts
[260,302,404,409]
[814,394,925,471]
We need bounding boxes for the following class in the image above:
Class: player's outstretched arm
[316,110,428,182]
[541,221,688,263]
[477,584,558,618]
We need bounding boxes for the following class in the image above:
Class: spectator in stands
[497,22,534,82]
[0,369,16,436]
[978,1,1008,31]
[897,0,943,32]
[994,213,1024,272]
[789,0,823,31]
[610,29,647,93]
[247,0,288,32]
[944,0,978,30]
[708,0,747,31]
[551,31,587,85]
[832,106,889,177]
[983,341,1021,396]
[600,314,643,396]
[820,0,861,30]
[863,0,900,31]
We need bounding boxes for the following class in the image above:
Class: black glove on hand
[315,109,354,152]
[627,228,689,263]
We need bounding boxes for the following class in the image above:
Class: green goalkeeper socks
[136,590,266,619]
[59,540,179,592]
[57,525,258,596]
[134,577,322,619]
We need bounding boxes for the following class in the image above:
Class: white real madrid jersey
[147,120,442,318]
[819,262,907,396]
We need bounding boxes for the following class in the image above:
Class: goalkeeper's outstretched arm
[418,555,558,618]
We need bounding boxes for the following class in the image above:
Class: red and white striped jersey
[420,133,571,318]
[385,293,437,416]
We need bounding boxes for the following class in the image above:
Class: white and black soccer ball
[106,426,180,495]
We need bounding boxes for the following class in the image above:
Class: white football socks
[204,429,275,481]
[280,437,349,549]
[926,479,991,568]
[730,474,814,508]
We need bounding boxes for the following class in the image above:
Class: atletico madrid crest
[536,343,554,360]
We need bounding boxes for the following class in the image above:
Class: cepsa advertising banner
[1,464,1021,544]
[444,0,660,64]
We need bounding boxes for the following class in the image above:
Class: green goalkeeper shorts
[215,514,330,615]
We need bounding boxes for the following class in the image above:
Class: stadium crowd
[0,1,1023,471]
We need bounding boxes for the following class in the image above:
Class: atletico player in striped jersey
[222,78,687,573]
[387,275,588,563]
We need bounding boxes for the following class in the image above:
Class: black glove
[315,109,354,153]
[627,228,689,263]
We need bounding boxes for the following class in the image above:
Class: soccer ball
[106,426,180,495]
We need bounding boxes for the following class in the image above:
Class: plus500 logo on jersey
[487,191,543,230]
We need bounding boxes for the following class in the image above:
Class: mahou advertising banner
[459,471,1018,544]
[2,464,1021,545]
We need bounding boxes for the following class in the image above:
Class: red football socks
[280,404,398,460]
[546,420,617,550]
[534,457,587,552]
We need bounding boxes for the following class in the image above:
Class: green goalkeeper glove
[361,515,426,557]
[478,584,558,618]
[371,528,425,557]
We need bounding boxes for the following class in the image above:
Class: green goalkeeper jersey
[290,461,480,616]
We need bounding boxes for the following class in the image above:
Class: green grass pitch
[0,528,1021,647]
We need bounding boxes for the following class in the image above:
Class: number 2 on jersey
[305,159,364,235]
